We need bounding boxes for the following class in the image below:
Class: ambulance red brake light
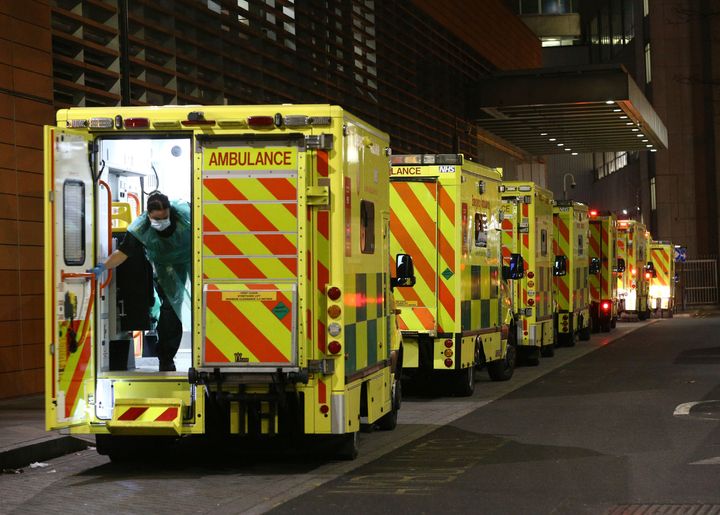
[248,116,275,128]
[602,301,611,311]
[590,209,598,217]
[124,118,150,129]
[327,287,342,301]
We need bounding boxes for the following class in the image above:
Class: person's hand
[87,262,106,279]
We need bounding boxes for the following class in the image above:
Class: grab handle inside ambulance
[97,180,113,291]
[60,272,97,353]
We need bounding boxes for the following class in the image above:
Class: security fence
[678,259,719,307]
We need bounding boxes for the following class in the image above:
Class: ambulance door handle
[117,299,126,317]
[98,180,114,291]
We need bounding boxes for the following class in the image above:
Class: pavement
[0,395,93,472]
[1,305,717,474]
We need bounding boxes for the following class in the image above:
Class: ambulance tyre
[579,318,591,341]
[600,319,611,332]
[488,340,516,382]
[377,378,400,431]
[454,364,475,397]
[336,431,359,460]
[540,342,554,358]
[523,347,540,367]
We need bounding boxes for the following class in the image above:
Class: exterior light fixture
[605,100,615,104]
[571,152,578,155]
[549,138,556,141]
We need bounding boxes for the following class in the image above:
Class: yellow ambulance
[44,105,414,460]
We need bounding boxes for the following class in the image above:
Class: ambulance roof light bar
[391,154,462,165]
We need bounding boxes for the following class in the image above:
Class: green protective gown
[127,200,191,320]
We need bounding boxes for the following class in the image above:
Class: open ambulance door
[45,126,97,430]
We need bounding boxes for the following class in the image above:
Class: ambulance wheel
[523,347,540,367]
[336,432,359,460]
[560,330,576,347]
[579,321,591,341]
[454,365,475,397]
[488,342,516,382]
[600,320,611,332]
[540,342,555,358]
[377,378,400,431]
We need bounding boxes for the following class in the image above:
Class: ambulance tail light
[444,339,453,348]
[327,286,342,301]
[327,305,341,319]
[645,271,652,280]
[124,118,150,129]
[247,116,275,128]
[328,341,342,355]
[527,298,535,306]
[444,358,453,368]
[590,209,598,217]
[601,301,611,311]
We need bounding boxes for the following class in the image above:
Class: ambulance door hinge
[48,191,55,203]
[50,343,55,355]
[306,185,329,207]
[307,359,335,375]
[305,134,334,151]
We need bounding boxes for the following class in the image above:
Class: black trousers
[155,281,183,369]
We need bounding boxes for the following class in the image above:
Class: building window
[650,177,656,211]
[645,43,652,83]
[595,151,629,180]
[519,0,574,14]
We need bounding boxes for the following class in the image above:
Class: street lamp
[563,173,576,200]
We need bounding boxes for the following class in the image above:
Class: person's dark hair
[147,191,170,212]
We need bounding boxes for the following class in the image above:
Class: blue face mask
[150,217,171,231]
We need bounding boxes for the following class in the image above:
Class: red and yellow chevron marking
[553,214,571,311]
[202,176,298,281]
[116,406,179,422]
[204,284,294,365]
[58,324,92,419]
[390,181,438,332]
[108,399,184,435]
[437,185,456,333]
[651,247,670,287]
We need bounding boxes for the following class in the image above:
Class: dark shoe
[159,360,176,372]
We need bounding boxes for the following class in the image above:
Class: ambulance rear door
[44,126,97,429]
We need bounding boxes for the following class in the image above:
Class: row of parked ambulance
[45,105,676,459]
[389,153,676,396]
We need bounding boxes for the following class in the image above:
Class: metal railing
[678,259,719,307]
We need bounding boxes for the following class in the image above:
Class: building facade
[0,0,539,398]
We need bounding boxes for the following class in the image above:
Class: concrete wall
[0,1,53,398]
[649,0,720,257]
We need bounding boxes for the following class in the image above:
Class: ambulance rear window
[63,179,86,266]
[360,200,375,254]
